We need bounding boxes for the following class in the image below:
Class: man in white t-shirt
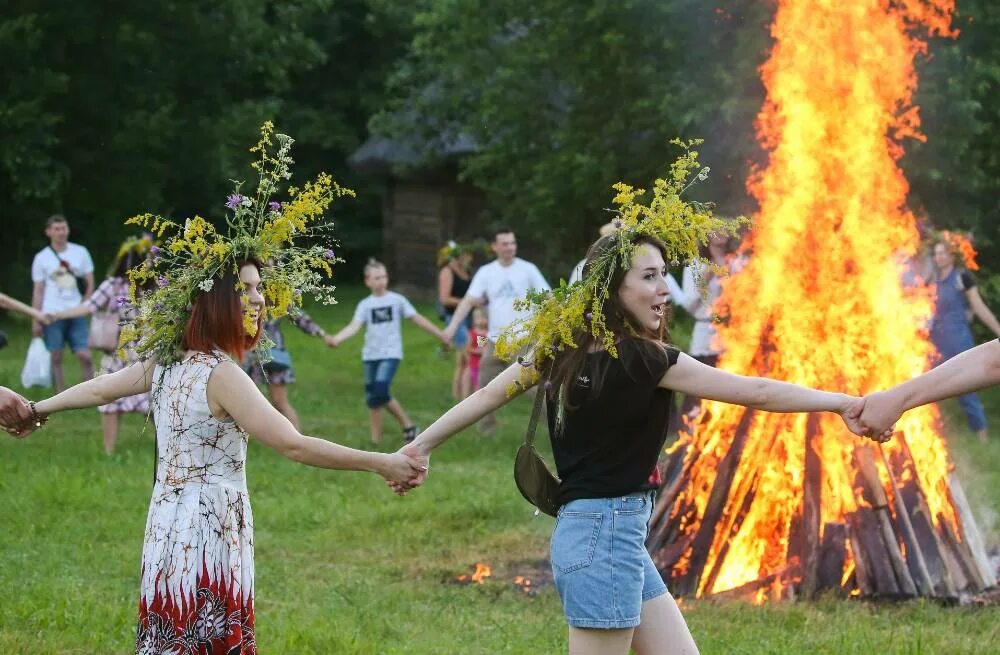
[30,215,95,391]
[443,227,550,434]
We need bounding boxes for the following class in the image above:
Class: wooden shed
[349,132,488,297]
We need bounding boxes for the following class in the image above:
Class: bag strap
[524,385,546,447]
[48,244,70,269]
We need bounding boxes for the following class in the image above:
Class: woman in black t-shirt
[402,234,880,655]
[437,246,475,400]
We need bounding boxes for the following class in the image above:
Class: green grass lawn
[1,288,998,654]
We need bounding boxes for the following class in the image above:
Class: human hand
[377,451,427,494]
[40,312,56,326]
[0,387,36,438]
[442,324,456,343]
[386,443,430,496]
[31,321,43,337]
[323,334,338,348]
[437,331,452,348]
[848,390,903,441]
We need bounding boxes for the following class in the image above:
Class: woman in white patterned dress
[29,261,424,654]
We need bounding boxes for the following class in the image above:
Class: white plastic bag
[21,337,52,388]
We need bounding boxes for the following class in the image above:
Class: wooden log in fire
[672,409,757,597]
[816,522,848,594]
[947,475,997,589]
[796,414,823,597]
[852,445,917,596]
[848,508,900,596]
[876,445,936,595]
[709,561,802,602]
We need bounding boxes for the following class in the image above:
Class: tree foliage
[375,0,997,276]
[0,0,410,292]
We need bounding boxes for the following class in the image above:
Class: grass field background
[1,286,998,654]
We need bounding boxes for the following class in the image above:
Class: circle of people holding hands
[1,128,998,655]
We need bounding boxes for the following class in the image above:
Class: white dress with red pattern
[136,351,255,655]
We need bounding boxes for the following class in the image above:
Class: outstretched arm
[854,339,1000,435]
[329,320,363,347]
[0,293,48,323]
[34,360,155,416]
[660,352,869,435]
[410,313,449,346]
[408,361,532,457]
[443,295,478,340]
[209,362,423,484]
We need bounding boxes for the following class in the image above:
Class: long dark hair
[545,233,673,418]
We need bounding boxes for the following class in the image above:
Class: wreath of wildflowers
[933,229,979,271]
[119,122,353,364]
[112,233,155,269]
[435,239,490,268]
[495,139,749,385]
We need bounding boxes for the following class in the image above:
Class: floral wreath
[435,239,489,268]
[119,122,354,364]
[495,139,749,385]
[933,229,979,271]
[109,233,156,276]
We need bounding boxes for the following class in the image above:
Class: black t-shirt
[547,339,680,505]
[959,271,975,292]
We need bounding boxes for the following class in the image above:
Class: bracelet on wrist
[28,401,48,428]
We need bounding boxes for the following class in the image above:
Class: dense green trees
[0,0,407,290]
[377,0,996,273]
[1,0,995,294]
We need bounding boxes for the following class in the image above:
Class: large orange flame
[670,0,958,599]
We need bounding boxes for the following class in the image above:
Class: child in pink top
[466,307,488,391]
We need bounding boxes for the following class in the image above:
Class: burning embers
[450,563,546,596]
[453,562,493,585]
[647,0,995,602]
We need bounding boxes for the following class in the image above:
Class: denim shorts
[550,492,667,629]
[43,317,89,352]
[363,358,400,408]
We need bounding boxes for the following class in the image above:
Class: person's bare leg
[369,407,383,444]
[451,351,463,401]
[75,349,94,382]
[476,343,504,434]
[460,361,472,399]
[385,399,414,430]
[267,383,301,431]
[101,412,121,455]
[51,350,65,393]
[976,428,988,442]
[630,593,699,655]
[455,350,471,399]
[568,627,634,655]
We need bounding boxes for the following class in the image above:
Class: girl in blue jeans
[401,234,880,654]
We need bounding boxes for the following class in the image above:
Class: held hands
[846,390,903,442]
[0,388,38,439]
[323,334,339,348]
[436,329,452,349]
[377,449,428,495]
[839,395,894,443]
[386,443,430,496]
